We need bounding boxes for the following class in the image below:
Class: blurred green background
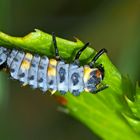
[0,0,140,140]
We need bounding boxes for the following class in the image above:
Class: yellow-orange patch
[48,66,56,76]
[49,89,56,95]
[21,53,33,70]
[49,59,57,66]
[25,53,33,59]
[84,66,92,82]
[21,60,30,70]
[96,70,101,78]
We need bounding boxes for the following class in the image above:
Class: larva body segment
[10,51,25,80]
[68,64,84,96]
[47,59,58,94]
[37,56,49,92]
[7,49,18,67]
[28,54,40,89]
[18,53,33,84]
[57,61,69,94]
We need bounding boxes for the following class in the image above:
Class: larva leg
[89,48,107,67]
[93,84,108,94]
[74,42,90,65]
[0,63,6,70]
[52,32,61,60]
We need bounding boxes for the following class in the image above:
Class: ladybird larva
[0,33,108,96]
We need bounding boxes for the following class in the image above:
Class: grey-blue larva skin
[0,34,108,95]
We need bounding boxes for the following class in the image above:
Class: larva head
[84,65,104,92]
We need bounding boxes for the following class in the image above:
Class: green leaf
[0,29,90,62]
[0,29,140,140]
[123,82,140,134]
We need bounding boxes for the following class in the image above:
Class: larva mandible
[0,32,108,96]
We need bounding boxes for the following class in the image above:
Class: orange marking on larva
[21,53,33,70]
[96,70,101,78]
[25,53,33,59]
[84,66,92,82]
[48,59,57,76]
[49,59,57,66]
[48,66,56,76]
[21,60,30,70]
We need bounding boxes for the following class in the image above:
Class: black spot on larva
[60,90,66,95]
[34,54,40,58]
[20,51,24,54]
[3,49,7,53]
[71,72,79,86]
[13,57,18,62]
[11,68,15,73]
[90,71,96,76]
[88,71,100,85]
[39,65,44,69]
[19,73,25,78]
[90,72,97,80]
[42,56,47,60]
[72,89,80,96]
[59,67,66,83]
[38,78,43,83]
[49,80,53,85]
[31,63,36,67]
[88,76,99,85]
[29,75,34,80]
[88,77,95,84]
